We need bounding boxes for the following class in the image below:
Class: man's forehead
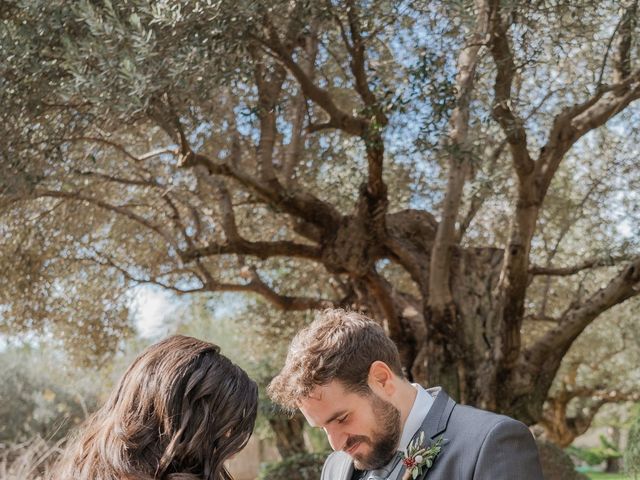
[304,384,330,401]
[297,384,327,407]
[301,380,349,402]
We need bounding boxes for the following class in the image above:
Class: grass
[0,436,62,480]
[586,473,633,480]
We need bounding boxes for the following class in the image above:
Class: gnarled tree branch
[527,256,640,389]
[429,0,489,310]
[257,21,369,136]
[530,255,632,276]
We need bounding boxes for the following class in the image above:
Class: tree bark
[268,413,307,458]
[423,0,490,403]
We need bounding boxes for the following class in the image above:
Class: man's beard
[345,393,401,470]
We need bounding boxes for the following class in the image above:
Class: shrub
[0,346,99,444]
[625,411,640,478]
[566,435,622,467]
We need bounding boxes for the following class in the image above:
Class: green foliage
[625,407,640,478]
[0,344,100,443]
[2,0,640,447]
[567,436,623,467]
[586,474,631,480]
[303,425,331,453]
[257,451,328,480]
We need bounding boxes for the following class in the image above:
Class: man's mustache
[344,435,370,451]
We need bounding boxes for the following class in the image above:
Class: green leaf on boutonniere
[402,434,444,480]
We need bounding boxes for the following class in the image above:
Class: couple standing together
[54,309,544,479]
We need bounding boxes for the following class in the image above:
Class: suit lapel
[394,388,456,480]
[420,387,455,440]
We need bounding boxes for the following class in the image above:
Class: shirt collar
[398,384,434,453]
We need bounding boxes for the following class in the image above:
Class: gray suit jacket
[320,388,544,480]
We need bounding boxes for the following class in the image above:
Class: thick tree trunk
[404,245,556,425]
[605,426,622,473]
[605,457,622,473]
[412,247,510,408]
[268,413,306,458]
[423,302,466,402]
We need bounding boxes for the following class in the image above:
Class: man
[268,309,544,480]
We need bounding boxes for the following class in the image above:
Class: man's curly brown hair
[267,309,403,410]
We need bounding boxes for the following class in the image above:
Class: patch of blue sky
[132,284,255,340]
[189,120,213,151]
[131,284,179,338]
[379,5,459,213]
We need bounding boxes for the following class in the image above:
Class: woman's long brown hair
[52,335,258,480]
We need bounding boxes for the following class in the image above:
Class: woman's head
[54,335,258,480]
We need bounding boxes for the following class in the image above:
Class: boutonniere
[401,432,444,480]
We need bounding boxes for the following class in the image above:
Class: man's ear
[367,360,395,396]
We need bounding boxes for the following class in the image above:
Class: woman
[52,335,258,480]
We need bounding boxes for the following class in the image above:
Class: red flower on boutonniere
[401,432,444,480]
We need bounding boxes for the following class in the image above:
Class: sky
[131,286,178,338]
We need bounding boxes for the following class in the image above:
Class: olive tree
[2,0,640,431]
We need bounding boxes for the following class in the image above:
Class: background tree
[536,298,640,446]
[626,405,640,478]
[0,344,100,444]
[2,0,640,439]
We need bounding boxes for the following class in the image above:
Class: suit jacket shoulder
[414,389,543,480]
[471,415,543,479]
[321,450,353,480]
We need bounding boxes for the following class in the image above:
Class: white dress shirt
[398,384,434,453]
[383,384,434,479]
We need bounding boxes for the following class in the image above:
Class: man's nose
[324,425,346,451]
